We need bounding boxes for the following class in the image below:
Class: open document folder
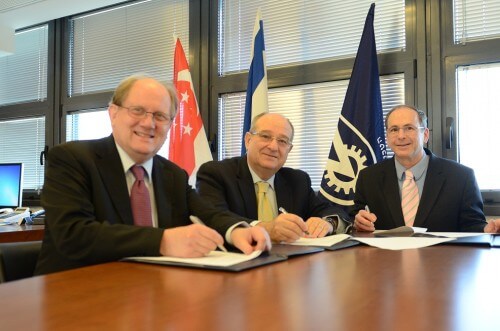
[288,227,456,250]
[123,250,286,272]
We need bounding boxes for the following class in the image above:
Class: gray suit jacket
[35,136,248,275]
[350,148,487,232]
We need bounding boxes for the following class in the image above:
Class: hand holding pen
[353,205,377,232]
[189,215,228,252]
[258,207,308,243]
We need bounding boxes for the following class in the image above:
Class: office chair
[0,241,42,283]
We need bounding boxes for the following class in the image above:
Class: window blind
[454,0,500,44]
[68,0,189,97]
[0,25,48,105]
[219,0,405,75]
[0,117,46,190]
[218,74,404,190]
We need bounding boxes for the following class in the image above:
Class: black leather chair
[0,241,42,283]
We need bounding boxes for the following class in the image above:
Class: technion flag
[241,8,269,155]
[169,37,212,187]
[319,3,386,207]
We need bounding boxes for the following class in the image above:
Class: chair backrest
[0,241,42,283]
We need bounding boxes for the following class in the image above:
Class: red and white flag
[169,38,212,187]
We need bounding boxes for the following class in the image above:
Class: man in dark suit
[197,113,350,243]
[352,104,500,233]
[35,75,270,275]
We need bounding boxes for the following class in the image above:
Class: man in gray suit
[352,104,500,233]
[36,74,270,275]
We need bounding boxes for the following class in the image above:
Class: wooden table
[0,224,44,243]
[0,245,499,331]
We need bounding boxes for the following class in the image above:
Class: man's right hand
[354,209,377,232]
[258,213,308,243]
[159,224,224,258]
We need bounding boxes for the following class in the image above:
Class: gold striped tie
[401,170,419,226]
[257,181,275,222]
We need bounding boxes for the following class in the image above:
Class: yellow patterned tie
[257,181,275,222]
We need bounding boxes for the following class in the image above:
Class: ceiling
[0,0,126,56]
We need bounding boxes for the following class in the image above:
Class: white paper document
[124,250,262,267]
[354,236,455,250]
[289,234,351,247]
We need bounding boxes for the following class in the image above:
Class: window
[219,0,405,75]
[219,74,404,190]
[68,0,189,97]
[0,25,48,191]
[215,0,409,191]
[454,0,500,44]
[0,117,45,190]
[65,0,189,154]
[0,25,48,106]
[456,63,500,191]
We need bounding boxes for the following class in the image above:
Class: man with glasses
[35,74,270,275]
[352,104,500,233]
[196,112,350,243]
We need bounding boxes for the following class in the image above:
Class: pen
[279,207,310,235]
[365,205,370,213]
[189,215,228,253]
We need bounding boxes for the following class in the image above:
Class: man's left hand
[305,217,333,238]
[484,219,500,233]
[231,226,272,254]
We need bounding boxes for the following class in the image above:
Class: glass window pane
[0,117,46,190]
[0,25,48,106]
[454,0,500,44]
[69,0,189,96]
[66,109,170,158]
[218,74,404,190]
[219,0,405,75]
[457,63,500,190]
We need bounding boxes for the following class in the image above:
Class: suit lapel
[237,156,258,220]
[152,158,174,228]
[414,153,444,227]
[274,171,292,212]
[381,160,406,228]
[95,136,134,225]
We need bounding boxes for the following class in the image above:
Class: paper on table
[289,234,351,247]
[426,232,485,238]
[124,250,263,267]
[354,236,455,250]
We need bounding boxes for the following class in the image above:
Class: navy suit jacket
[35,136,248,275]
[350,148,486,232]
[196,155,348,222]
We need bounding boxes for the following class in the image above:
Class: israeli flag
[241,8,268,155]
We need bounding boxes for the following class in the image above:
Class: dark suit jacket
[35,136,248,275]
[196,155,348,222]
[350,148,487,232]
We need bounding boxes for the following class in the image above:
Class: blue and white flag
[319,3,386,207]
[241,8,268,155]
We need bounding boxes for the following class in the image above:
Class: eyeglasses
[387,125,425,136]
[249,131,293,148]
[116,105,172,124]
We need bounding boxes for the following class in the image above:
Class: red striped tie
[130,165,152,227]
[401,170,419,226]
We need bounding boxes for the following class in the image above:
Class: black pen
[189,215,228,252]
[279,207,310,235]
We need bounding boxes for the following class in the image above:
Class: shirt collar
[395,153,429,182]
[115,143,153,180]
[247,160,276,189]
